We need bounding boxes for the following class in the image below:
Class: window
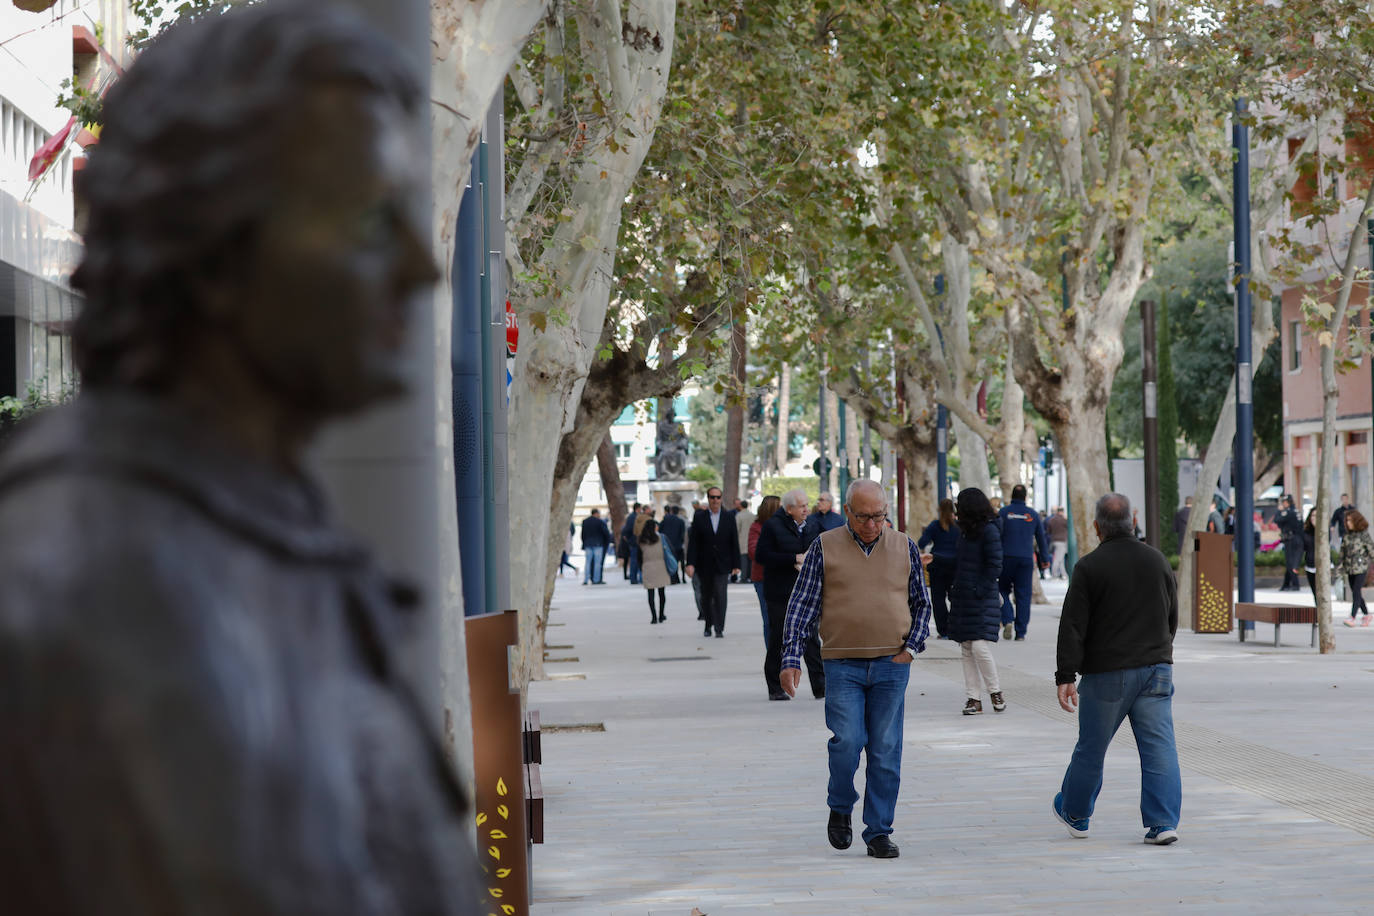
[1288,320,1302,372]
[614,443,632,460]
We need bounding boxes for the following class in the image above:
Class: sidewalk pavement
[529,571,1374,915]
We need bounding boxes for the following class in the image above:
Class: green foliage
[761,476,819,506]
[1109,234,1282,458]
[1158,293,1181,555]
[56,79,104,127]
[128,0,249,49]
[685,464,721,489]
[0,378,77,442]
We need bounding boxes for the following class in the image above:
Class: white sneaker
[1144,827,1178,845]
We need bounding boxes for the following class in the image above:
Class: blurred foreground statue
[0,2,483,912]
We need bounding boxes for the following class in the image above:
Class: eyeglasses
[851,512,888,524]
[707,494,722,500]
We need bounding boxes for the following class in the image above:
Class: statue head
[73,0,436,419]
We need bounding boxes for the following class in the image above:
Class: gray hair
[844,478,885,506]
[781,488,808,509]
[1095,493,1133,539]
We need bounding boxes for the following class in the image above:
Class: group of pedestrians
[763,482,1182,859]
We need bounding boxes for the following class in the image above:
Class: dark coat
[686,508,740,575]
[755,507,809,604]
[658,512,686,559]
[946,519,1004,643]
[580,515,611,549]
[803,510,845,545]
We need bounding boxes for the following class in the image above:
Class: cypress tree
[1157,292,1181,555]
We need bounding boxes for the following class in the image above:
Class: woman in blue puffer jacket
[948,487,1005,715]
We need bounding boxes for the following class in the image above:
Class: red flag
[27,116,76,181]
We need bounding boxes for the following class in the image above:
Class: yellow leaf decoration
[495,868,511,879]
[502,906,516,916]
[496,777,508,797]
[488,888,504,899]
[497,804,509,820]
[476,812,488,827]
[487,845,501,861]
[489,829,508,840]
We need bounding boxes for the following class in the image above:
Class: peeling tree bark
[429,0,549,791]
[506,0,676,685]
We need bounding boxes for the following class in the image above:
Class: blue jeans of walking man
[583,545,605,584]
[999,555,1034,638]
[823,656,911,844]
[1059,664,1182,831]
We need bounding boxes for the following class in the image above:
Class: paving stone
[529,575,1374,914]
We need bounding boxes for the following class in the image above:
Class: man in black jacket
[1274,495,1303,591]
[755,488,825,700]
[686,486,740,637]
[579,509,611,584]
[1053,493,1181,846]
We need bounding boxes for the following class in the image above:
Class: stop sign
[505,299,518,357]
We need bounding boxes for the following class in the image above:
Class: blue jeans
[823,656,911,843]
[999,555,1034,637]
[1059,664,1182,829]
[753,581,768,647]
[583,545,605,584]
[629,543,642,584]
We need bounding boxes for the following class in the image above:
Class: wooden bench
[1234,602,1318,648]
[523,709,544,844]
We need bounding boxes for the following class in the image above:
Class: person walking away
[917,498,959,639]
[659,504,687,584]
[639,519,672,624]
[1340,509,1373,626]
[1302,509,1319,599]
[686,487,739,637]
[1046,506,1069,579]
[947,489,1005,714]
[1206,497,1224,535]
[619,503,640,581]
[1054,493,1181,846]
[756,489,823,700]
[1331,493,1354,549]
[580,508,611,584]
[1172,497,1193,557]
[748,495,780,649]
[998,484,1050,640]
[734,499,755,583]
[558,521,578,576]
[780,480,932,859]
[1275,495,1303,591]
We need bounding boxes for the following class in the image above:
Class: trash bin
[1193,531,1233,633]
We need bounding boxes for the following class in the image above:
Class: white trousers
[1051,541,1068,578]
[960,639,1000,699]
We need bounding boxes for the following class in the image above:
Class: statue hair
[73,0,421,389]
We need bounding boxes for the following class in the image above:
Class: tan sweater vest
[817,526,913,659]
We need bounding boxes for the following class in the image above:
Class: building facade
[1,1,130,401]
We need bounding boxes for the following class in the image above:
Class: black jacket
[658,512,686,559]
[947,521,1003,643]
[1055,534,1177,685]
[1275,507,1303,543]
[755,507,808,604]
[686,508,740,575]
[580,515,611,549]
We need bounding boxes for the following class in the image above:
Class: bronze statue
[654,406,689,479]
[0,2,482,912]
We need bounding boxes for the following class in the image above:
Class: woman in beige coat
[640,519,672,623]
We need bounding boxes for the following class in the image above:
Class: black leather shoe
[866,835,899,858]
[827,810,852,850]
[703,627,712,637]
[768,692,791,701]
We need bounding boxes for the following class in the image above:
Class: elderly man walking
[1053,493,1182,846]
[781,480,932,859]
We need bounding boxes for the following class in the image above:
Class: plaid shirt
[781,526,931,670]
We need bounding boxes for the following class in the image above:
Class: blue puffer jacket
[947,519,1004,643]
